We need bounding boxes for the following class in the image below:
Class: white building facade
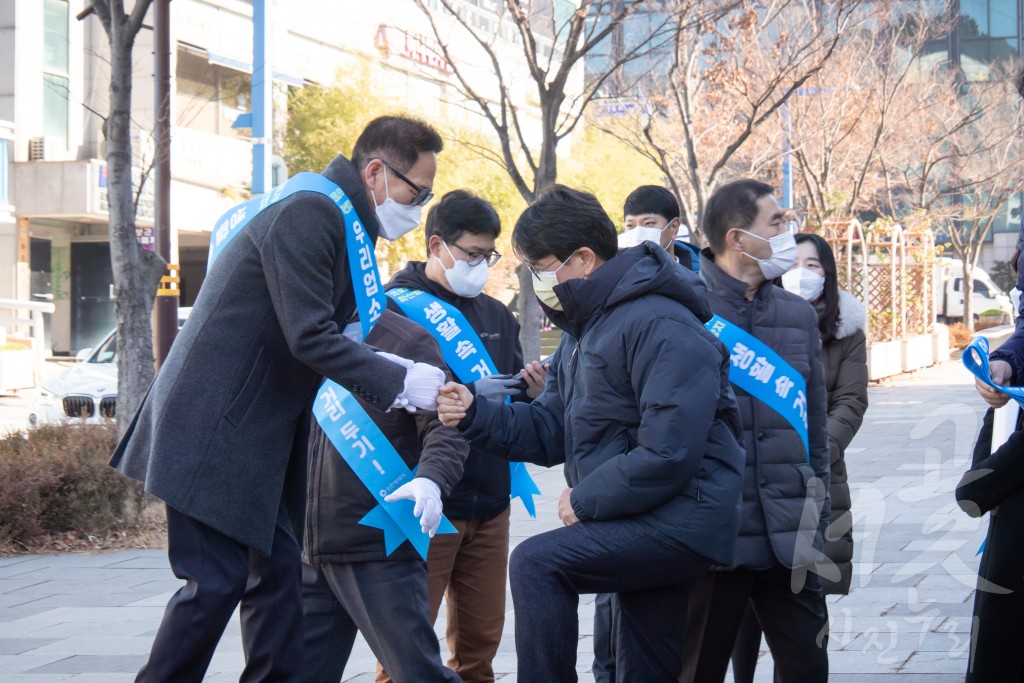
[2,0,568,354]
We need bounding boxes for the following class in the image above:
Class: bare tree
[599,0,863,245]
[894,66,1024,330]
[413,0,680,360]
[84,0,166,436]
[788,1,952,224]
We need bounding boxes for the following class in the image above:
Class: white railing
[0,298,56,387]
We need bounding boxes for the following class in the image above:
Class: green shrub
[0,423,146,547]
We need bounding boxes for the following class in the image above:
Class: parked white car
[28,307,192,426]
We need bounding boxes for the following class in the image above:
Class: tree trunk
[517,264,542,363]
[106,21,166,438]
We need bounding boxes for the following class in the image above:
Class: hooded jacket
[386,262,524,521]
[817,289,868,594]
[457,244,746,565]
[304,310,468,565]
[699,250,830,571]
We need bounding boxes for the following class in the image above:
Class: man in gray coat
[110,116,448,683]
[686,179,831,683]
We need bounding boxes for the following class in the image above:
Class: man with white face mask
[110,115,449,683]
[684,179,831,683]
[379,190,547,683]
[618,185,702,273]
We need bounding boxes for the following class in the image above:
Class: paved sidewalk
[0,359,987,681]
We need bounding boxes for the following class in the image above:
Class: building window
[175,49,251,138]
[42,0,69,148]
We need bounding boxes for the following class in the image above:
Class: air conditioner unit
[28,136,59,161]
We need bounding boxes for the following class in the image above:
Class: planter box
[0,349,35,391]
[901,334,934,372]
[867,340,903,381]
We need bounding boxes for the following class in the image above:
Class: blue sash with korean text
[207,174,453,558]
[387,287,541,517]
[704,314,810,460]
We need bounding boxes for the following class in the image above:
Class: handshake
[376,352,472,422]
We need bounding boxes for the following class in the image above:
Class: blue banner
[207,172,386,340]
[314,381,456,560]
[208,174,439,557]
[388,287,541,517]
[704,314,809,460]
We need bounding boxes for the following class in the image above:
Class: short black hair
[512,185,618,263]
[351,115,444,173]
[1015,66,1024,100]
[624,185,679,222]
[703,179,774,254]
[425,190,501,254]
[794,233,841,343]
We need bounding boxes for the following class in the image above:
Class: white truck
[935,257,1013,323]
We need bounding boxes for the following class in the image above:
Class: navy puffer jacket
[459,244,746,565]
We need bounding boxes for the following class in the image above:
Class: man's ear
[427,234,444,258]
[578,247,599,278]
[363,158,383,189]
[725,227,745,252]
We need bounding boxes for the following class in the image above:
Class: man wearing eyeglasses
[376,190,547,683]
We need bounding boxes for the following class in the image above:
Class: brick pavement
[0,358,988,681]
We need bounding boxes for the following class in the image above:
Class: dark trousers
[591,592,617,683]
[137,502,303,683]
[509,518,711,683]
[300,560,461,683]
[730,605,769,683]
[690,566,829,683]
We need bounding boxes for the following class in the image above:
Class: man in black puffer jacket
[686,179,831,683]
[300,309,468,683]
[378,190,545,683]
[437,186,745,683]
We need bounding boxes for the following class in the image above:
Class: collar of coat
[321,154,382,242]
[698,248,775,302]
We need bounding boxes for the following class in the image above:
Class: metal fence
[822,219,936,343]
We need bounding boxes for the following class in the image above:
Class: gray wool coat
[110,155,407,556]
[699,251,830,570]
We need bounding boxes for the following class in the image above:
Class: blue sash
[704,314,810,459]
[387,287,541,517]
[207,174,451,559]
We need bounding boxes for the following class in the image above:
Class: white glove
[394,362,445,413]
[384,477,443,537]
[376,351,415,370]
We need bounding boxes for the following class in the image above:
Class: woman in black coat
[956,407,1024,681]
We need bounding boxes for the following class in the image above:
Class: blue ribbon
[207,172,386,340]
[387,287,541,517]
[208,175,445,557]
[314,381,456,560]
[962,336,1024,408]
[704,314,810,460]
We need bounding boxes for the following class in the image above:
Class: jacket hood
[321,154,381,241]
[836,290,867,340]
[549,243,712,336]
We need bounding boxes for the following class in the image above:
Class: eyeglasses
[528,249,579,281]
[448,241,502,267]
[377,158,434,207]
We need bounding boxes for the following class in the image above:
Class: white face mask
[782,267,825,302]
[739,229,797,280]
[372,167,423,241]
[532,250,578,312]
[617,223,673,250]
[440,242,489,298]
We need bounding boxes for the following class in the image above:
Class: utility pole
[153,0,178,367]
[251,0,272,194]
